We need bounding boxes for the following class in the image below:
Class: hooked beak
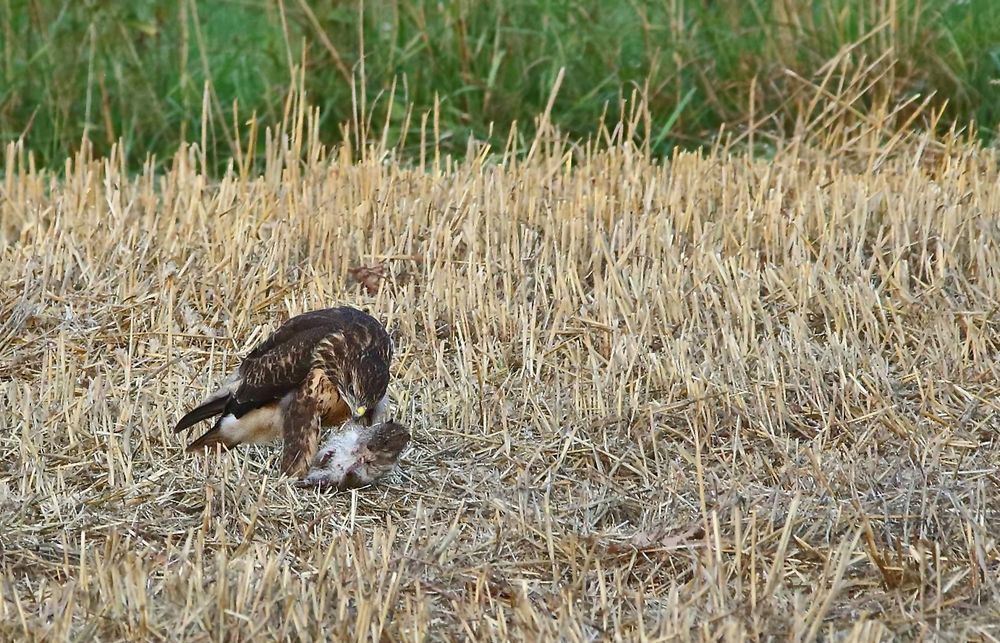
[352,405,368,422]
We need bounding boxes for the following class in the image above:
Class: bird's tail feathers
[185,425,237,453]
[174,395,230,433]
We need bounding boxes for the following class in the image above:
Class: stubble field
[2,105,999,640]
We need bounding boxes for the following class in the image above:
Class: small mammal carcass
[297,420,410,490]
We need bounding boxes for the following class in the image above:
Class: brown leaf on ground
[606,522,706,555]
[348,263,387,294]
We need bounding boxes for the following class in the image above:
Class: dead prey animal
[297,420,410,490]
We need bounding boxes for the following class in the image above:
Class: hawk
[173,306,393,477]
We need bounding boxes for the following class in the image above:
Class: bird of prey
[173,306,393,477]
[297,420,410,490]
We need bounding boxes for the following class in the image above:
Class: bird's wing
[241,308,347,361]
[227,312,346,418]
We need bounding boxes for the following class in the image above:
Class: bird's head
[338,346,390,424]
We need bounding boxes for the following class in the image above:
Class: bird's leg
[280,385,321,477]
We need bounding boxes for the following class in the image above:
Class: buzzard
[173,306,393,477]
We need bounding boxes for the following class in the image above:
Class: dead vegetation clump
[1,97,1000,641]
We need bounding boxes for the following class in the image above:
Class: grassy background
[3,0,1000,173]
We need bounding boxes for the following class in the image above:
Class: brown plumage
[174,306,393,477]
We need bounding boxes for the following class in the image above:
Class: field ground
[2,104,1000,640]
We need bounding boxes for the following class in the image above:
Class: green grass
[2,0,1000,174]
